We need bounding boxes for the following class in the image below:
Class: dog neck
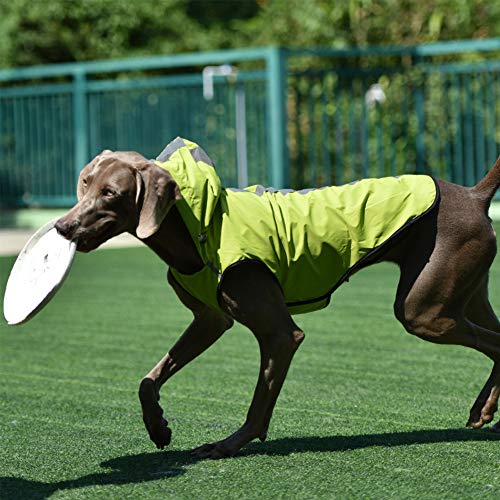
[140,205,204,275]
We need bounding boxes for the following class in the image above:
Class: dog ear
[136,163,181,239]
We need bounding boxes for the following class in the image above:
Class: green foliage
[0,0,205,67]
[1,0,500,68]
[234,0,500,47]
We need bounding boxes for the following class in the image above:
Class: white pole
[235,83,248,188]
[202,64,248,187]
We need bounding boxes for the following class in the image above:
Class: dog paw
[144,415,172,449]
[190,441,238,459]
[467,403,496,429]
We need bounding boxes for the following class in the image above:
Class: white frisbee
[3,219,76,325]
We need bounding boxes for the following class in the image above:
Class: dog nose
[55,219,79,239]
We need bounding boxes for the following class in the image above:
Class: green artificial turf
[1,242,500,499]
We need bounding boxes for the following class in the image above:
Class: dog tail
[471,155,500,209]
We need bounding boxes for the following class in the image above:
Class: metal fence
[286,40,500,188]
[0,48,283,207]
[1,40,500,207]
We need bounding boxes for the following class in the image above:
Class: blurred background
[1,0,500,231]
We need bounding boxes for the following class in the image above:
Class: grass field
[2,243,500,499]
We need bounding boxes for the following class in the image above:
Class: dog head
[55,150,180,252]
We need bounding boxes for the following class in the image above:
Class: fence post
[412,54,426,173]
[266,47,289,188]
[73,69,88,184]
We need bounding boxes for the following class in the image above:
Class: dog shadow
[243,427,500,456]
[0,449,192,500]
[1,428,499,499]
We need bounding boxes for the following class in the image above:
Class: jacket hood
[154,137,222,238]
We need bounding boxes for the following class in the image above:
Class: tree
[1,0,500,69]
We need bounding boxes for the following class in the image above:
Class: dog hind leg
[398,284,500,428]
[465,275,500,332]
[393,198,500,428]
[465,276,500,429]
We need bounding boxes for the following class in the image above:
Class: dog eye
[102,188,116,197]
[82,178,88,187]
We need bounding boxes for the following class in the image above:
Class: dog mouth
[74,220,117,252]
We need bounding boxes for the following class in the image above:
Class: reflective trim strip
[227,185,325,196]
[191,146,214,167]
[296,186,328,194]
[227,178,405,196]
[156,137,214,168]
[156,137,186,162]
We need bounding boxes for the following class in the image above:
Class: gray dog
[56,139,500,458]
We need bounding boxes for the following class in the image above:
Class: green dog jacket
[155,138,439,315]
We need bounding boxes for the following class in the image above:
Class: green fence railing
[286,39,500,188]
[0,47,285,207]
[1,39,500,207]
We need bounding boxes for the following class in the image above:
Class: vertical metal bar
[295,77,304,187]
[88,93,96,156]
[451,74,463,185]
[227,82,236,184]
[266,47,288,188]
[474,73,485,183]
[334,78,344,185]
[388,85,398,177]
[73,69,88,185]
[308,78,316,186]
[254,81,268,184]
[360,80,368,178]
[43,95,49,197]
[9,98,18,203]
[97,91,105,153]
[348,78,356,179]
[12,98,20,201]
[321,77,331,186]
[401,80,410,172]
[0,95,3,199]
[486,72,496,168]
[256,80,265,183]
[36,95,42,198]
[0,95,2,199]
[5,98,12,201]
[57,94,64,196]
[113,92,120,148]
[412,56,426,173]
[245,82,254,183]
[463,74,474,186]
[19,98,27,199]
[67,93,73,196]
[376,103,384,177]
[259,79,268,184]
[235,82,248,188]
[52,95,60,197]
[0,97,6,200]
[37,96,43,198]
[443,77,453,181]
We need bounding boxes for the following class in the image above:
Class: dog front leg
[191,326,304,459]
[139,307,233,449]
[191,261,305,459]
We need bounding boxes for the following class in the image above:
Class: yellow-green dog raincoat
[155,138,439,315]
